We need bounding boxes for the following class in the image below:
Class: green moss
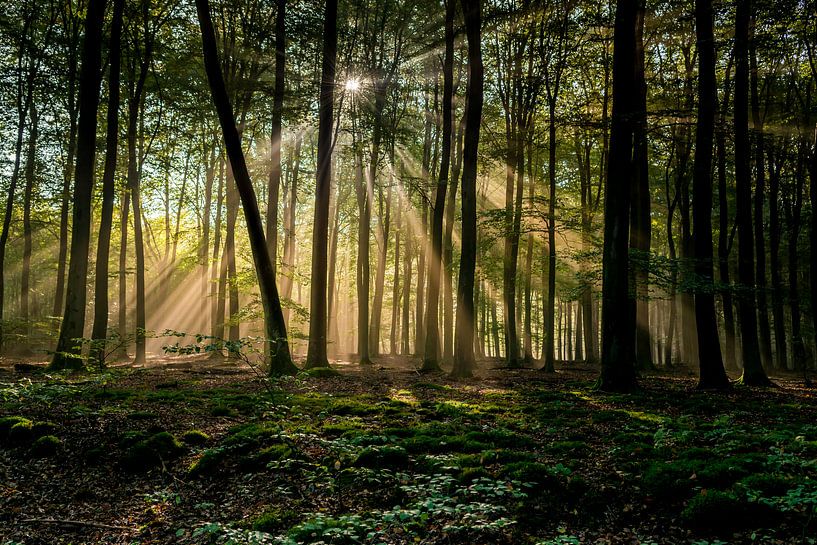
[500,461,561,487]
[681,490,775,530]
[738,473,793,496]
[464,429,532,449]
[127,410,158,420]
[0,416,30,438]
[355,446,410,468]
[222,423,280,453]
[119,430,149,448]
[122,431,185,471]
[30,435,61,457]
[642,461,695,499]
[181,429,211,446]
[209,405,235,417]
[31,421,58,438]
[546,440,589,456]
[189,448,227,477]
[458,466,491,482]
[252,507,300,533]
[84,447,105,465]
[240,443,296,471]
[322,422,365,438]
[9,420,34,443]
[305,367,340,378]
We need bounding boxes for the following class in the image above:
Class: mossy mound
[30,435,61,457]
[181,429,211,446]
[681,490,776,530]
[8,420,34,443]
[122,431,185,471]
[189,448,227,477]
[0,416,30,438]
[252,506,301,533]
[354,446,410,468]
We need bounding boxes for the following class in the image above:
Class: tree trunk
[197,0,296,374]
[422,0,454,371]
[21,101,38,330]
[768,143,787,369]
[305,0,337,369]
[452,0,483,379]
[51,0,106,369]
[598,0,638,392]
[692,0,729,389]
[91,0,124,365]
[734,0,769,385]
[265,0,286,276]
[355,149,372,364]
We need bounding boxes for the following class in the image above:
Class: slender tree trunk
[266,0,286,276]
[21,102,38,330]
[305,0,337,369]
[693,0,729,389]
[768,143,787,369]
[355,149,372,364]
[391,190,401,356]
[717,96,738,371]
[91,0,124,365]
[734,0,769,385]
[443,115,464,362]
[51,0,106,369]
[423,0,454,371]
[452,0,483,379]
[197,0,296,373]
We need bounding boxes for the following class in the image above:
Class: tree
[266,0,286,274]
[423,0,455,372]
[305,0,338,370]
[196,0,297,375]
[733,0,770,386]
[51,0,107,370]
[451,0,483,379]
[91,0,125,365]
[692,0,729,389]
[597,0,638,392]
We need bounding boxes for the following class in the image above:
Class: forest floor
[1,355,816,545]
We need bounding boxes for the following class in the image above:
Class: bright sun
[344,78,361,92]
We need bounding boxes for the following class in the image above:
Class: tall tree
[733,0,769,386]
[305,0,338,369]
[51,0,106,369]
[451,0,483,379]
[692,0,729,389]
[91,0,125,365]
[266,0,286,274]
[423,0,455,372]
[597,0,638,392]
[196,0,297,375]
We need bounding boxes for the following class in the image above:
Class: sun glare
[344,78,361,92]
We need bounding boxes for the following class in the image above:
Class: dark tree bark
[91,0,124,365]
[597,0,638,392]
[810,126,817,361]
[692,0,729,389]
[51,0,107,369]
[305,0,337,369]
[451,0,483,379]
[749,24,773,369]
[266,0,286,275]
[767,142,787,369]
[197,0,297,374]
[734,0,769,385]
[422,0,455,372]
[354,148,372,364]
[443,114,464,362]
[630,3,652,370]
[786,143,806,368]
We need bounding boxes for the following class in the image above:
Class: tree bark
[197,0,296,374]
[266,0,286,276]
[51,0,106,369]
[451,0,483,379]
[305,0,337,369]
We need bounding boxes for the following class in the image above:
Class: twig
[20,518,131,530]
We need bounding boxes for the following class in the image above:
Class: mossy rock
[0,416,30,438]
[181,429,211,446]
[252,507,301,533]
[122,431,185,471]
[9,420,34,443]
[30,435,61,457]
[189,448,227,477]
[222,423,280,453]
[31,421,59,438]
[209,405,235,417]
[354,446,410,468]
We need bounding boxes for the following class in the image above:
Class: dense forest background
[0,0,816,386]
